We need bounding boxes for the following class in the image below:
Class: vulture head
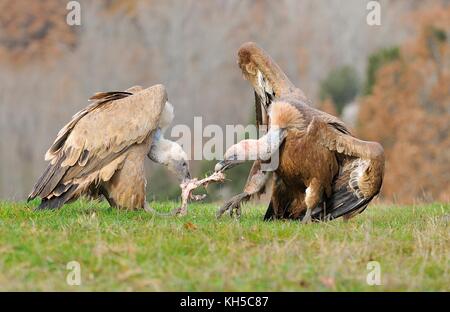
[168,144,191,183]
[215,126,287,172]
[147,134,191,184]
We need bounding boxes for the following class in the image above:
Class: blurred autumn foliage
[0,0,77,64]
[358,7,450,203]
[363,46,400,95]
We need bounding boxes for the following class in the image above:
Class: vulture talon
[190,193,207,201]
[301,211,312,224]
[174,207,187,217]
[229,203,242,219]
[217,192,249,219]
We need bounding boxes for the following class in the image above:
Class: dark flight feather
[28,155,68,201]
[309,186,373,221]
[36,184,78,210]
[89,91,132,101]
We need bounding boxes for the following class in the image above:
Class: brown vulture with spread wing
[215,42,385,222]
[28,84,191,211]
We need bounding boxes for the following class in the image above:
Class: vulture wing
[238,42,298,98]
[28,84,167,209]
[305,117,385,220]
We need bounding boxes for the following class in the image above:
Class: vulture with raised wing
[28,84,192,211]
[215,42,385,222]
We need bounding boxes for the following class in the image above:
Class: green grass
[0,200,448,291]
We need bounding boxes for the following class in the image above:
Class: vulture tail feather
[308,186,374,221]
[36,184,78,210]
[28,155,68,201]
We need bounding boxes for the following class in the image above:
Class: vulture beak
[214,156,241,172]
[183,168,191,183]
[178,160,191,184]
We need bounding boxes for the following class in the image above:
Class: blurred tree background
[363,46,400,95]
[357,7,450,203]
[0,0,448,204]
[319,65,360,115]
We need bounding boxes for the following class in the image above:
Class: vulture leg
[266,174,292,220]
[285,190,307,220]
[246,160,267,199]
[302,178,323,223]
[102,145,147,210]
[216,160,270,218]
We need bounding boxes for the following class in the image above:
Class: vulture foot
[173,206,188,217]
[216,192,250,219]
[301,208,312,224]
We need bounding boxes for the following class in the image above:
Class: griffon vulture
[215,42,385,222]
[28,84,192,212]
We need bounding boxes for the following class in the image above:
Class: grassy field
[0,200,448,291]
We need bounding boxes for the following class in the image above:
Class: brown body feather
[263,101,338,219]
[101,137,151,210]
